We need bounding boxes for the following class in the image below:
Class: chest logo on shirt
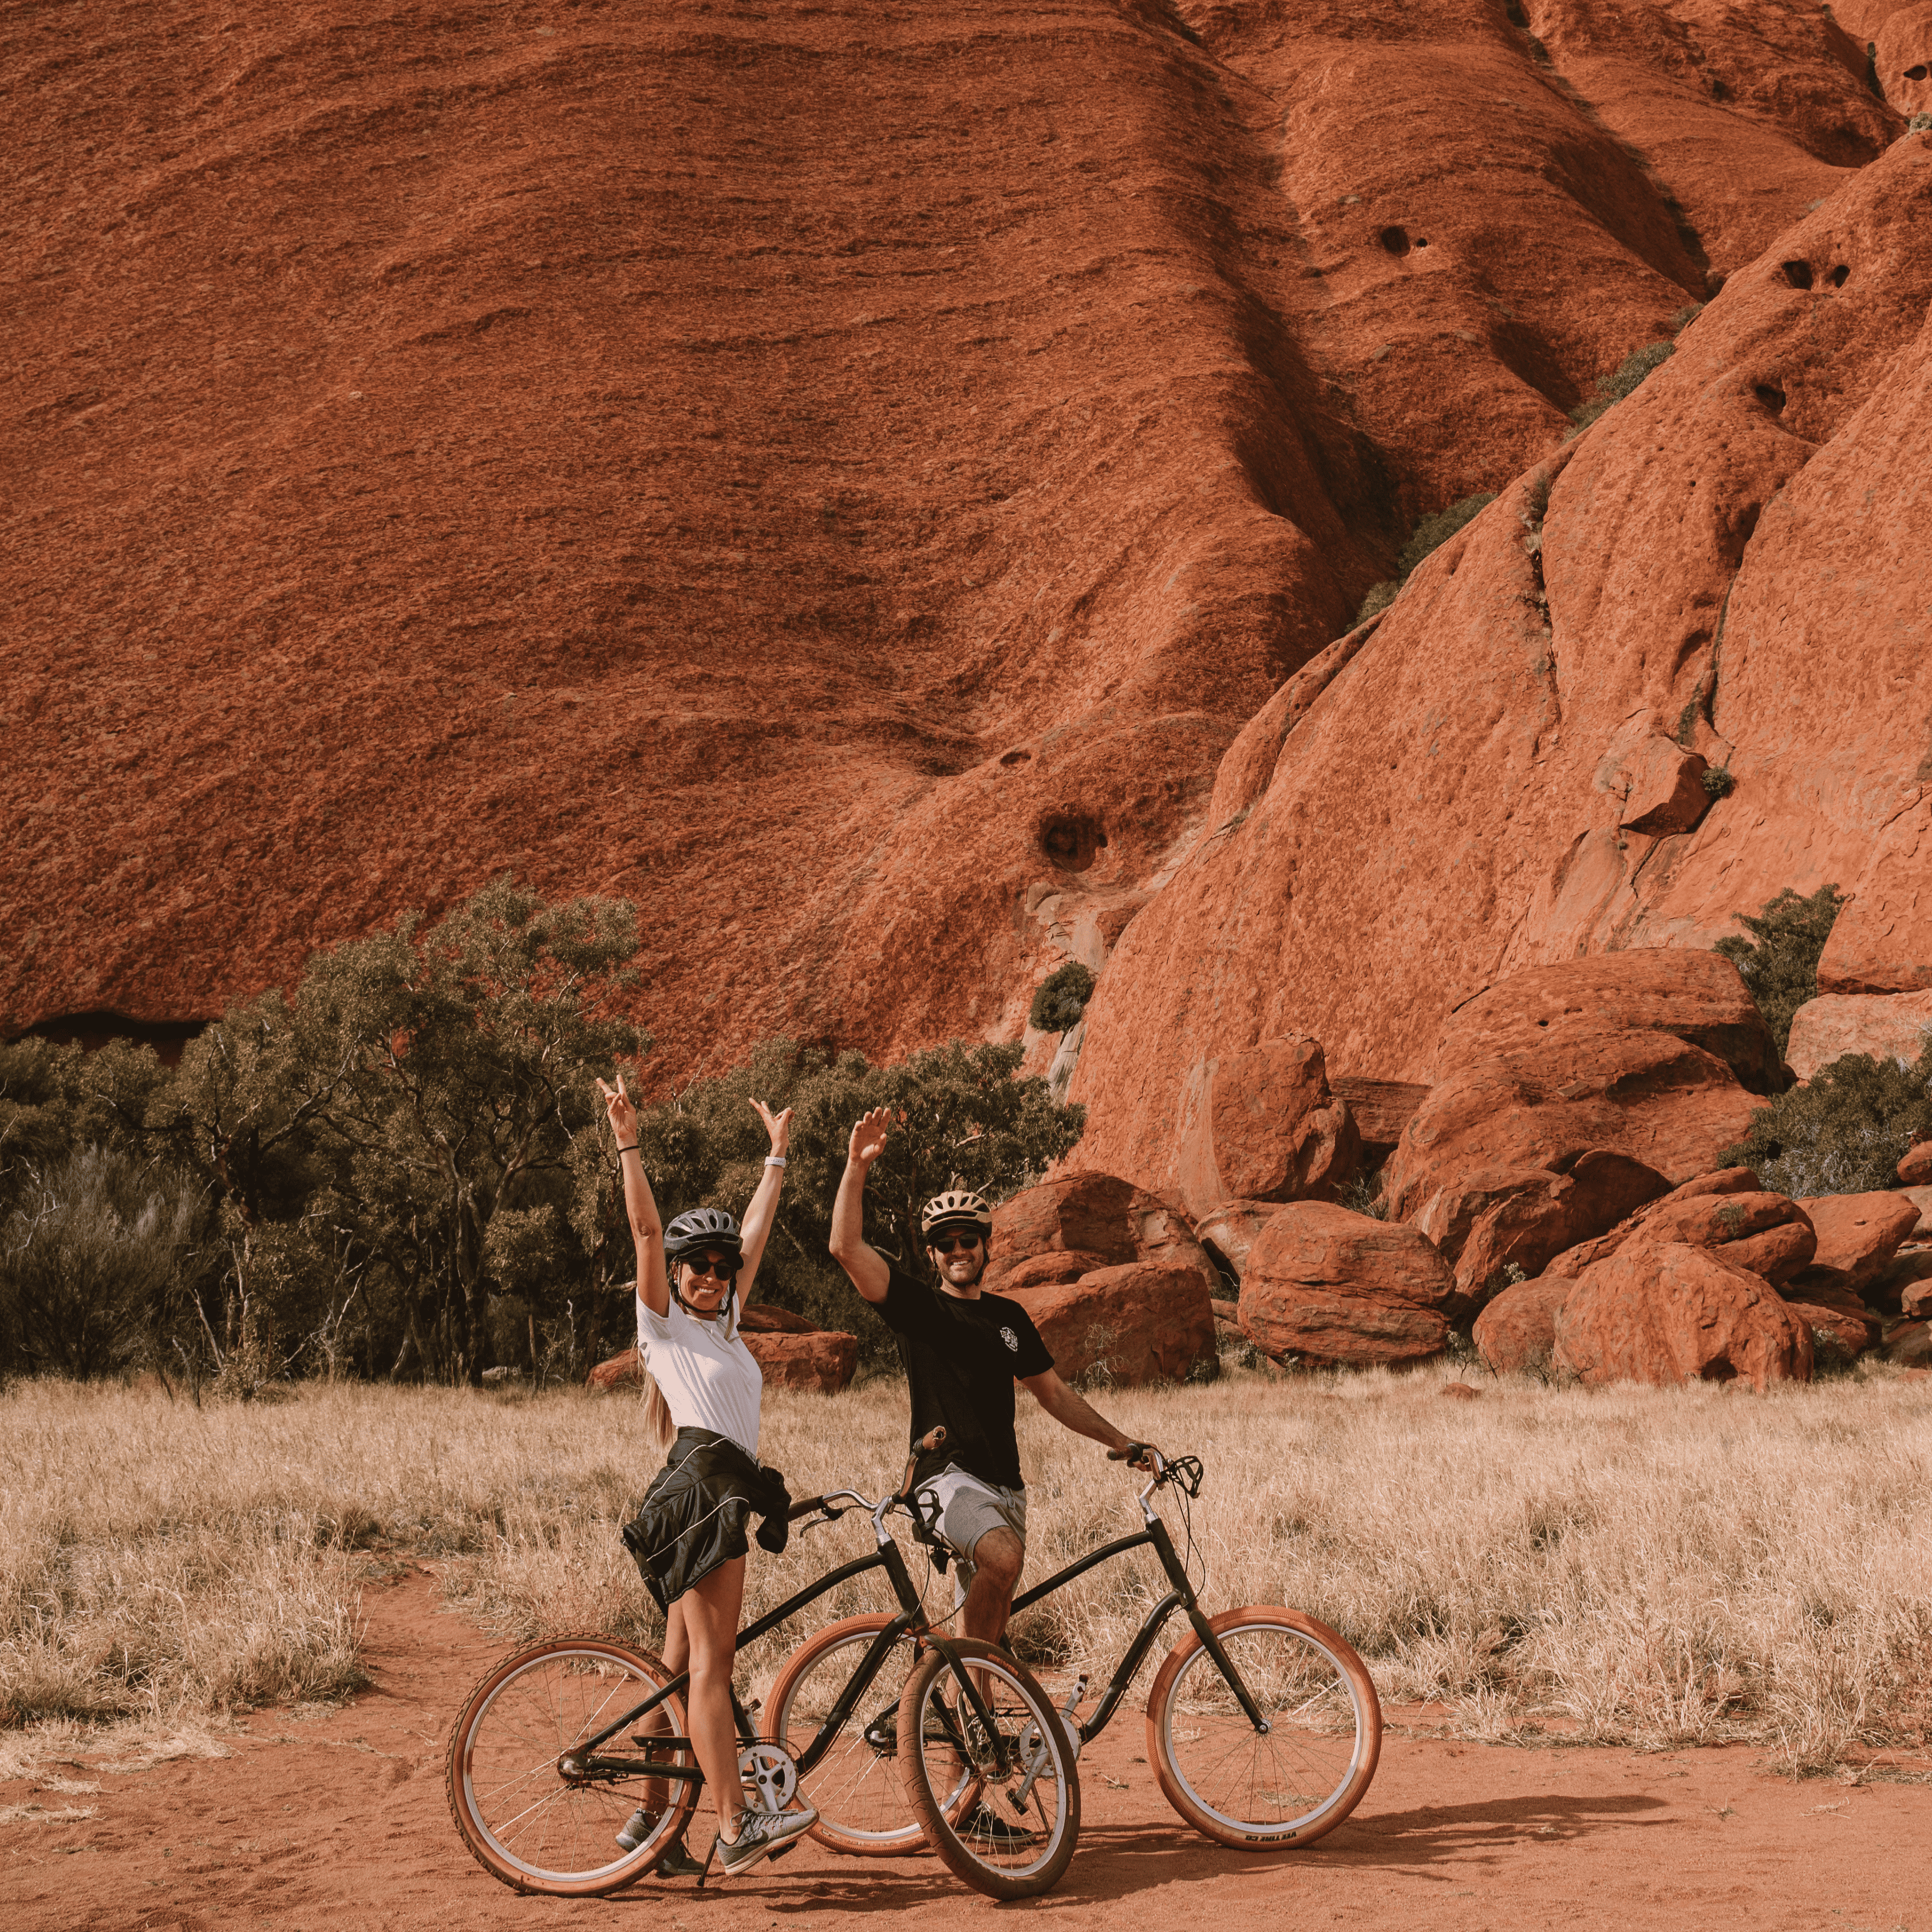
[999,1325,1020,1353]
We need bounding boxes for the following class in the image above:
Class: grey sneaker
[715,1804,819,1876]
[615,1808,657,1852]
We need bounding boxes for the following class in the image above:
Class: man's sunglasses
[681,1253,738,1281]
[929,1234,983,1254]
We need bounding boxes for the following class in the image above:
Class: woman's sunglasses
[929,1234,983,1255]
[682,1253,738,1281]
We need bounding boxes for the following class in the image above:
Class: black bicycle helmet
[663,1207,744,1268]
[920,1188,993,1242]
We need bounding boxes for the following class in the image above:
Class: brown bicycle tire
[896,1637,1080,1899]
[446,1633,697,1896]
[764,1614,931,1857]
[1145,1605,1381,1851]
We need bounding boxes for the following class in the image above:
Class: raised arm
[597,1072,669,1318]
[827,1107,893,1304]
[734,1098,792,1301]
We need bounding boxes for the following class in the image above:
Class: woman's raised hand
[596,1070,639,1148]
[849,1105,892,1170]
[750,1097,792,1157]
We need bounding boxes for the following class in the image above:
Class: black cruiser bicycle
[771,1444,1381,1855]
[445,1435,1080,1901]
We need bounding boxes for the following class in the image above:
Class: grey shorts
[920,1464,1028,1609]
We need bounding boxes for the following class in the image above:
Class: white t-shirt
[637,1296,763,1460]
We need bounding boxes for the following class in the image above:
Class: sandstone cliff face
[4,1,1899,1085]
[1072,134,1932,1188]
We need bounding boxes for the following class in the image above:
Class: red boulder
[1471,1277,1574,1378]
[1552,1243,1814,1391]
[1171,1036,1360,1218]
[1194,1198,1281,1283]
[1547,1182,1817,1286]
[1238,1203,1453,1370]
[1791,1192,1922,1295]
[587,1346,646,1393]
[1784,990,1932,1081]
[745,1329,859,1394]
[1899,1143,1932,1187]
[1008,1259,1216,1386]
[984,1172,1207,1291]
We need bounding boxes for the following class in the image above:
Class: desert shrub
[1701,765,1735,799]
[1339,1167,1389,1220]
[1713,882,1846,1057]
[1720,1047,1932,1197]
[1354,492,1497,622]
[1910,111,1932,133]
[0,1149,208,1379]
[1568,339,1674,432]
[1028,961,1095,1034]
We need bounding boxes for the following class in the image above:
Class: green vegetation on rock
[1713,883,1846,1058]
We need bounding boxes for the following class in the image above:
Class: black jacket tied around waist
[621,1427,792,1610]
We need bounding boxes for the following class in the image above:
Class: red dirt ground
[3,1567,1927,1932]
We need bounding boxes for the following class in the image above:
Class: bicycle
[789,1444,1382,1854]
[445,1432,1080,1902]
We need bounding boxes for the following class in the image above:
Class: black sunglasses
[930,1234,983,1254]
[682,1253,738,1281]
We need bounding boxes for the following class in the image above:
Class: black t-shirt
[878,1266,1054,1492]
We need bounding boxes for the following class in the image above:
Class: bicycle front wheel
[1147,1605,1381,1850]
[764,1614,927,1856]
[447,1635,697,1895]
[898,1636,1080,1899]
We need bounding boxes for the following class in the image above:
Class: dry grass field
[5,1362,1931,1781]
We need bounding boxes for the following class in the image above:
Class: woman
[596,1069,817,1879]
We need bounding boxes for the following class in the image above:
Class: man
[829,1104,1145,1647]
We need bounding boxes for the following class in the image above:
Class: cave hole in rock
[999,748,1033,767]
[1200,1240,1240,1297]
[1828,264,1849,287]
[1754,382,1787,414]
[1039,813,1108,872]
[1415,236,1429,249]
[1781,260,1814,290]
[1907,64,1929,80]
[1378,225,1411,258]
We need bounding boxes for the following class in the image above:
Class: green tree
[301,878,648,1386]
[1713,884,1846,1059]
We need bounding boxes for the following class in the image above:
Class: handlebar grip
[1108,1441,1152,1463]
[787,1495,829,1521]
[914,1424,947,1454]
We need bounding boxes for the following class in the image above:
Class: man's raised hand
[750,1097,792,1157]
[848,1105,892,1170]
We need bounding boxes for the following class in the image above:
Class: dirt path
[3,1570,1926,1932]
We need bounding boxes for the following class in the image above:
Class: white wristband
[765,1155,787,1168]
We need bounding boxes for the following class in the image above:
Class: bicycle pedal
[766,1840,797,1863]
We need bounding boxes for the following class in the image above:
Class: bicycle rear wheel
[1147,1605,1381,1850]
[764,1614,927,1856]
[897,1637,1080,1899]
[447,1635,697,1895]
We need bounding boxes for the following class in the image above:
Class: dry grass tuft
[6,1365,1932,1775]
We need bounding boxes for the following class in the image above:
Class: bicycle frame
[566,1492,1000,1788]
[1008,1478,1269,1742]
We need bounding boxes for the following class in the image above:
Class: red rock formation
[1900,1144,1932,1186]
[1072,139,1932,1178]
[3,0,1906,1093]
[1785,992,1932,1078]
[982,1173,1207,1293]
[1237,1203,1454,1369]
[1789,1191,1923,1295]
[1783,1299,1880,1362]
[1884,1319,1932,1367]
[1007,1260,1217,1387]
[1170,1036,1358,1219]
[1553,1244,1815,1389]
[1472,1276,1575,1378]
[1193,1198,1278,1283]
[1546,1181,1818,1286]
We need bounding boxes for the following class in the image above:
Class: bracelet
[764,1155,787,1168]
[615,1144,640,1155]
